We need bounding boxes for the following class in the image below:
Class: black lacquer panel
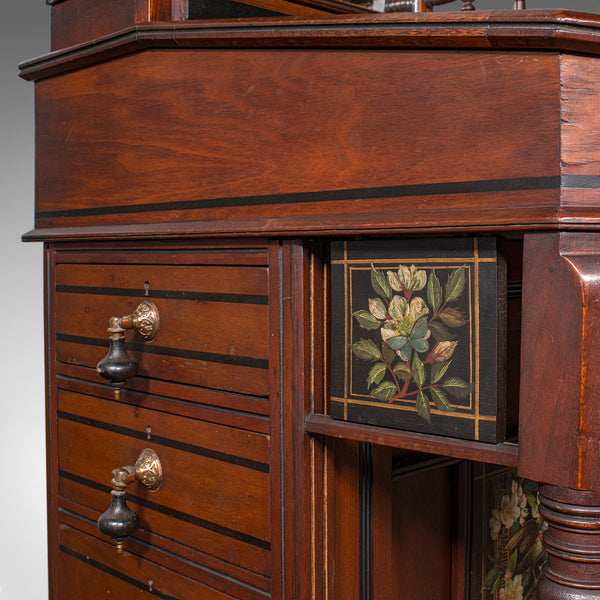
[330,237,505,442]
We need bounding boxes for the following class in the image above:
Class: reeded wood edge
[19,10,600,81]
[305,414,519,467]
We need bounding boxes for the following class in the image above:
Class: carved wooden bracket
[520,232,600,491]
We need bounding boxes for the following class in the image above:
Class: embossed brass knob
[97,448,163,553]
[96,300,160,399]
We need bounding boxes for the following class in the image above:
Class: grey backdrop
[2,0,598,598]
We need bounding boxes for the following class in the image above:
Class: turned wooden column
[537,486,600,599]
[520,232,600,599]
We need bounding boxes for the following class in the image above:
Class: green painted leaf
[427,269,443,314]
[509,548,518,574]
[371,263,392,300]
[416,390,431,423]
[527,494,538,511]
[413,353,425,388]
[445,265,467,303]
[483,568,501,591]
[353,310,383,330]
[393,362,412,381]
[367,362,387,388]
[429,387,455,412]
[386,335,409,351]
[428,320,455,342]
[491,575,501,595]
[350,339,382,361]
[438,307,468,328]
[370,380,398,402]
[431,359,452,384]
[441,376,473,399]
[382,342,397,366]
[411,316,429,339]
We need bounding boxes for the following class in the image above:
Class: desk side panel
[559,54,600,226]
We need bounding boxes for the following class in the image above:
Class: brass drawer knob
[96,300,160,399]
[97,448,163,553]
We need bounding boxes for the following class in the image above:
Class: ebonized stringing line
[56,285,269,305]
[58,410,270,473]
[59,545,181,600]
[36,176,563,220]
[56,333,269,370]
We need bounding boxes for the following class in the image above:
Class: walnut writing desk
[20,3,600,599]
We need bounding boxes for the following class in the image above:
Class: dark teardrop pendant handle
[97,449,163,553]
[96,300,160,399]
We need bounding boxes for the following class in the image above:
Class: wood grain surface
[519,232,600,490]
[33,49,559,234]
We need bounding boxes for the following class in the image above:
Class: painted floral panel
[330,237,503,442]
[471,464,547,600]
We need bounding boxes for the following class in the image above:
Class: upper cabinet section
[45,0,536,52]
[48,0,171,51]
[22,8,600,240]
[46,0,375,51]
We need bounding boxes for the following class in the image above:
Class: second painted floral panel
[330,237,503,442]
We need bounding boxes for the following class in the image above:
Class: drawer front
[57,390,271,576]
[49,244,276,598]
[54,261,270,397]
[58,523,257,600]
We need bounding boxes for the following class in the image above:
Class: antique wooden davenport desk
[20,2,600,599]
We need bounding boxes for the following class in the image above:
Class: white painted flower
[499,493,522,530]
[380,296,430,360]
[499,481,529,530]
[511,480,529,525]
[368,297,388,320]
[387,264,427,293]
[499,573,524,600]
[489,508,502,541]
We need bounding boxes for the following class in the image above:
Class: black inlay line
[60,545,182,600]
[59,471,271,551]
[35,176,561,220]
[54,247,267,255]
[55,285,268,305]
[57,410,269,473]
[56,333,269,370]
[55,373,271,419]
[561,175,600,189]
[359,442,373,600]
